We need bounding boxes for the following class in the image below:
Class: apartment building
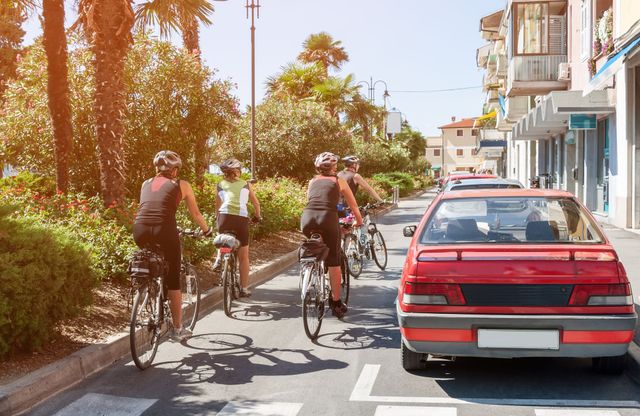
[424,136,444,178]
[477,0,640,229]
[438,118,484,176]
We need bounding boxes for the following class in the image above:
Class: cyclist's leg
[323,220,342,303]
[157,226,183,330]
[219,214,250,293]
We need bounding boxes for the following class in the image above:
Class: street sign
[386,112,402,134]
[569,114,596,130]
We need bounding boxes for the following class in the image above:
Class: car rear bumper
[397,302,637,358]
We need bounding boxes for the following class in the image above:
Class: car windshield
[420,196,605,244]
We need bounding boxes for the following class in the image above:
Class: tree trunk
[42,0,73,193]
[92,0,133,206]
[180,14,208,186]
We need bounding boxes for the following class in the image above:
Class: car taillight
[568,283,632,306]
[403,282,466,305]
[574,251,617,261]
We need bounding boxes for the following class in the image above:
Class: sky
[22,0,506,137]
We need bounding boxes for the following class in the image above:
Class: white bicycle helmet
[220,158,242,172]
[153,150,182,171]
[314,152,339,169]
[342,155,360,167]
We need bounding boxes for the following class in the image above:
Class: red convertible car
[398,189,637,373]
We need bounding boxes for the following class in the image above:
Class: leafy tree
[217,98,353,181]
[0,1,25,100]
[42,0,73,193]
[75,0,135,206]
[343,93,385,142]
[265,61,325,101]
[0,35,238,196]
[394,120,426,160]
[298,32,349,75]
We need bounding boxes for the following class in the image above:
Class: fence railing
[508,54,567,82]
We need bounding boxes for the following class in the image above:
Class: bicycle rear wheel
[302,267,323,340]
[181,264,201,331]
[343,233,362,278]
[371,231,388,270]
[130,283,161,370]
[340,250,350,305]
[222,258,234,317]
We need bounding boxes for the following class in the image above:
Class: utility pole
[246,0,260,180]
[357,78,390,140]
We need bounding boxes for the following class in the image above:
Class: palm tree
[42,0,73,192]
[298,32,349,76]
[312,73,358,118]
[265,62,325,100]
[343,93,384,142]
[75,0,135,206]
[135,0,215,186]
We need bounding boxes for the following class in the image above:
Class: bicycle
[299,233,349,340]
[214,232,241,317]
[341,202,388,277]
[128,229,202,370]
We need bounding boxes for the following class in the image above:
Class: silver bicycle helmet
[220,158,242,172]
[153,150,182,171]
[314,152,339,169]
[342,155,360,167]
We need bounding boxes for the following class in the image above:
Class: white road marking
[350,364,640,408]
[374,405,457,416]
[535,410,621,416]
[52,393,156,416]
[216,401,303,416]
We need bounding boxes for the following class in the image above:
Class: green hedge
[372,171,415,197]
[0,206,98,357]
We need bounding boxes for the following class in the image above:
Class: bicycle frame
[300,258,326,302]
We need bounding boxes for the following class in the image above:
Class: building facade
[438,118,485,175]
[425,136,444,178]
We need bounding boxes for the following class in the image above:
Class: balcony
[506,55,569,96]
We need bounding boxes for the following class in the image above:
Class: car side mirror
[403,225,417,237]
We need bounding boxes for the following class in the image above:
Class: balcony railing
[508,55,567,82]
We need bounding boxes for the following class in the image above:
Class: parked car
[398,189,637,373]
[444,177,524,192]
[439,173,497,190]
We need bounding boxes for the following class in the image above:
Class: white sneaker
[170,327,192,342]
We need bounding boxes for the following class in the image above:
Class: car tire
[592,354,627,374]
[401,340,426,371]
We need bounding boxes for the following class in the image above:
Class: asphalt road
[27,191,640,416]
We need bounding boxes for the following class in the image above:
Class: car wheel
[592,354,627,374]
[401,340,426,371]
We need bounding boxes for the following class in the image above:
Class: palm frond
[134,0,215,38]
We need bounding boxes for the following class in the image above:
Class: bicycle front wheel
[302,268,323,340]
[222,258,234,317]
[130,283,161,370]
[181,264,201,331]
[343,233,362,278]
[340,250,350,305]
[371,231,388,270]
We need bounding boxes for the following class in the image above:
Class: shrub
[250,177,306,239]
[372,171,415,197]
[355,177,389,205]
[0,206,98,357]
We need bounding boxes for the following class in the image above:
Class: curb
[0,249,300,416]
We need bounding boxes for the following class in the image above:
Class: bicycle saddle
[299,237,329,261]
[213,233,240,249]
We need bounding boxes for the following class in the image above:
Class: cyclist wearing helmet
[133,150,212,341]
[214,158,261,298]
[338,155,383,204]
[301,152,363,319]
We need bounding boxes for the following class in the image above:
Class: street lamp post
[246,0,260,180]
[357,77,390,139]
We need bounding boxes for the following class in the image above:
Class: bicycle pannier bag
[213,233,240,249]
[129,249,163,279]
[298,238,329,262]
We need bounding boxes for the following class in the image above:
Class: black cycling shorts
[132,222,181,290]
[217,213,250,247]
[300,209,341,267]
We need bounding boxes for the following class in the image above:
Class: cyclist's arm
[354,173,383,202]
[338,178,363,225]
[247,183,261,218]
[180,180,210,233]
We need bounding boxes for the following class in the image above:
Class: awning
[498,94,506,117]
[512,90,614,141]
[479,139,507,148]
[583,36,640,96]
[431,166,441,170]
[476,44,492,68]
[473,109,497,128]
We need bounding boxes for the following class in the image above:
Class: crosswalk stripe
[535,410,621,416]
[52,393,156,416]
[374,405,457,416]
[216,401,303,416]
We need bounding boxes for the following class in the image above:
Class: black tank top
[134,176,181,225]
[338,170,358,197]
[305,175,340,211]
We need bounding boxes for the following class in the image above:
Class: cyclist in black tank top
[301,152,363,319]
[337,156,384,206]
[133,150,212,341]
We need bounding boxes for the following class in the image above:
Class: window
[457,130,463,136]
[434,149,441,157]
[514,2,549,55]
[457,149,464,157]
[472,148,479,156]
[580,0,591,60]
[471,129,479,136]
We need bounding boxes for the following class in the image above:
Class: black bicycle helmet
[314,152,339,169]
[153,150,182,171]
[220,158,242,172]
[342,155,360,167]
